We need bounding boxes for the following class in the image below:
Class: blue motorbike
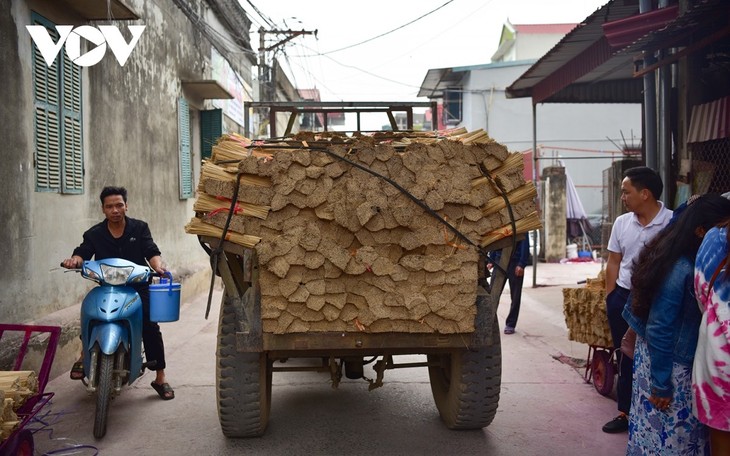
[68,258,156,438]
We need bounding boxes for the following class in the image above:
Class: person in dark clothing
[61,186,174,400]
[490,234,530,335]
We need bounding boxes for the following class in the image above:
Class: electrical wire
[315,0,457,56]
[283,56,340,99]
[242,0,276,28]
[281,52,300,89]
[292,41,422,92]
[292,37,317,92]
[318,53,421,90]
[249,2,444,97]
[369,0,496,71]
[169,0,256,100]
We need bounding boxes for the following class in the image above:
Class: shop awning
[602,5,678,49]
[417,61,536,99]
[506,0,641,104]
[417,67,466,98]
[507,0,730,104]
[181,80,234,100]
[688,96,730,143]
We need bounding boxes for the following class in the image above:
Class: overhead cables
[313,0,456,56]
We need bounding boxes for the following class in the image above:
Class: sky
[240,0,609,102]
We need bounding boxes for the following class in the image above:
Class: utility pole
[256,28,317,136]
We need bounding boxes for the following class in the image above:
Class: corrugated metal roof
[602,5,678,48]
[506,0,641,103]
[619,0,730,58]
[688,96,730,143]
[417,68,466,99]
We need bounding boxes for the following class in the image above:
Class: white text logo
[26,25,145,67]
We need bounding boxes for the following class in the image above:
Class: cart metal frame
[0,324,61,456]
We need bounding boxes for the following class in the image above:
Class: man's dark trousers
[606,285,632,414]
[136,287,166,370]
[505,259,525,329]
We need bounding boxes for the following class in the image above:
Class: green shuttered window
[32,13,83,194]
[200,109,222,161]
[178,98,193,199]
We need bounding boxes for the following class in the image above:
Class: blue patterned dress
[627,335,709,455]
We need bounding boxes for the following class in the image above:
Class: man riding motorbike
[61,186,175,400]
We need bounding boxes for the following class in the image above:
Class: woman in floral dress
[622,194,730,455]
[693,218,730,455]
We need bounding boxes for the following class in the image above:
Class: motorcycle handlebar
[59,262,169,280]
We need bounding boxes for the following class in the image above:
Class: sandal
[150,381,175,400]
[70,361,85,380]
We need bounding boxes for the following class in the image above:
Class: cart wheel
[3,429,34,456]
[591,349,615,396]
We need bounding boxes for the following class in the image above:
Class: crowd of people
[603,167,730,455]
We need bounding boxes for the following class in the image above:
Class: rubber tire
[216,287,272,438]
[591,349,615,396]
[3,429,33,456]
[93,352,115,439]
[427,317,502,430]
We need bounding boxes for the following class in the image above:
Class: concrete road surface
[34,261,628,456]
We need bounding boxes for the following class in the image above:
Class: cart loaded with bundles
[186,126,540,437]
[562,270,616,396]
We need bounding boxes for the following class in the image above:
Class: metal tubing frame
[246,101,438,138]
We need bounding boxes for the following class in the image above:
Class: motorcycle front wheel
[93,350,115,439]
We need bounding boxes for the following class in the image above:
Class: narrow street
[33,261,627,456]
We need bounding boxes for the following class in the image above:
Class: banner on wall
[211,48,252,128]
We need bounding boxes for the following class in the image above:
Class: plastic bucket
[578,250,592,258]
[149,273,181,322]
[566,243,578,259]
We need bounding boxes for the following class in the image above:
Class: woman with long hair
[693,215,730,455]
[622,194,730,455]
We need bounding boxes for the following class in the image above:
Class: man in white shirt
[602,166,673,433]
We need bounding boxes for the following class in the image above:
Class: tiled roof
[513,24,577,34]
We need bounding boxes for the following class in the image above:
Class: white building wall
[515,35,564,61]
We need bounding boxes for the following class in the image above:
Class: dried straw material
[441,127,468,137]
[563,271,611,346]
[481,184,537,216]
[188,129,540,335]
[0,371,37,417]
[471,152,525,189]
[184,218,260,248]
[200,161,271,188]
[455,129,489,144]
[480,211,541,247]
[193,193,270,220]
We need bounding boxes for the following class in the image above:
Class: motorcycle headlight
[100,264,134,285]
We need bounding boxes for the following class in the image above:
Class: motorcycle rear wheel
[94,351,115,439]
